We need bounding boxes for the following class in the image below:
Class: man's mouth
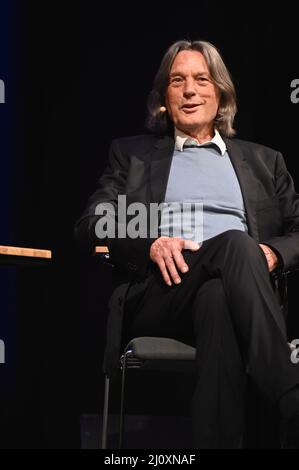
[180,103,201,112]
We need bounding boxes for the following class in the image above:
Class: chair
[102,336,196,449]
[95,246,293,449]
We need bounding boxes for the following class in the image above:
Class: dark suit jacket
[75,133,299,376]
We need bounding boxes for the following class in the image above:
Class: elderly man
[75,40,299,448]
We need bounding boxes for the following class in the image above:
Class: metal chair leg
[101,375,110,449]
[119,351,130,449]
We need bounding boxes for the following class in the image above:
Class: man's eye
[198,77,212,84]
[170,77,183,83]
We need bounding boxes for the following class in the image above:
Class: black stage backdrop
[0,1,299,448]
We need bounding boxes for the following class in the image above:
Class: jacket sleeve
[261,151,299,271]
[74,139,155,279]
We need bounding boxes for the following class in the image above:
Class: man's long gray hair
[146,40,237,137]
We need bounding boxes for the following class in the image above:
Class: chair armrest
[94,246,111,263]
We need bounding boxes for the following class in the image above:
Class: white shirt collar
[175,128,226,156]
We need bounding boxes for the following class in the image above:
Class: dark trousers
[123,230,299,448]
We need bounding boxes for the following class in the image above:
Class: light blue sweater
[159,145,248,243]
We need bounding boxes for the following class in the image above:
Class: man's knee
[220,230,266,265]
[220,229,253,246]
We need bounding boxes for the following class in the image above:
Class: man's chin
[177,121,207,132]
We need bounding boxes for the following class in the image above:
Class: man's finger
[164,256,181,284]
[172,249,189,273]
[183,240,201,251]
[157,259,172,286]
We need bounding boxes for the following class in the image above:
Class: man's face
[165,50,220,136]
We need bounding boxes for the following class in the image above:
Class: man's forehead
[170,50,209,72]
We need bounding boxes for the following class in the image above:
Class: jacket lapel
[149,135,175,203]
[224,138,259,240]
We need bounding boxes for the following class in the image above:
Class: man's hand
[259,243,279,272]
[150,237,200,286]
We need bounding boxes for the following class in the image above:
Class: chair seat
[125,337,196,361]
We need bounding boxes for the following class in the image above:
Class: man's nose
[183,78,196,97]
